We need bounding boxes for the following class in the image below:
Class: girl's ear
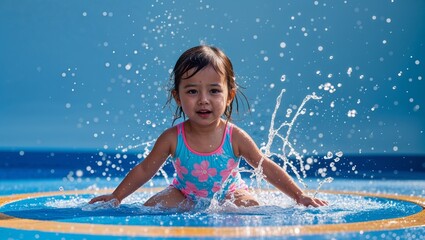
[172,90,181,106]
[227,89,236,106]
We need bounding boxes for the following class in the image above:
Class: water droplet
[413,105,420,111]
[324,177,333,183]
[125,63,132,71]
[286,108,292,118]
[347,109,357,117]
[324,151,333,159]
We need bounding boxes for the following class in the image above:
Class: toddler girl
[89,45,328,209]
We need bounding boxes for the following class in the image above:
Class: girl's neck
[184,118,225,135]
[183,119,227,154]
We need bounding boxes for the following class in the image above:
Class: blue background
[1,0,424,155]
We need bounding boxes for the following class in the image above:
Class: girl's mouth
[196,110,212,117]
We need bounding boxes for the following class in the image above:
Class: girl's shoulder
[153,125,179,155]
[230,124,263,164]
[229,123,250,140]
[230,123,256,157]
[158,125,179,142]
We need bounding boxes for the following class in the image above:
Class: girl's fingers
[312,198,328,207]
[89,195,106,204]
[303,197,328,207]
[88,194,120,206]
[310,200,320,208]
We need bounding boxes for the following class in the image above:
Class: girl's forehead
[182,66,226,82]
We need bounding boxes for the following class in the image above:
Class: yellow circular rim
[0,189,424,237]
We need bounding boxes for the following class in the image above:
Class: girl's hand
[89,194,120,207]
[296,193,328,207]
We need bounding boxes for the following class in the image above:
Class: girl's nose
[198,92,209,105]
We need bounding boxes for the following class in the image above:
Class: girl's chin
[187,117,222,125]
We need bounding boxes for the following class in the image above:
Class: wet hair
[166,45,249,125]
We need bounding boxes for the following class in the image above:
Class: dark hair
[166,45,248,125]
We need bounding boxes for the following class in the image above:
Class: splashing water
[258,88,335,193]
[36,191,407,227]
[190,88,336,206]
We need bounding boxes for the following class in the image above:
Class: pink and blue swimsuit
[171,122,247,201]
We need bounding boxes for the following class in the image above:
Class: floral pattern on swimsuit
[171,122,247,201]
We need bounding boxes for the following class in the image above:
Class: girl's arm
[232,126,327,207]
[89,127,176,205]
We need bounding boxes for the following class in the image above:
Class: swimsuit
[171,122,247,201]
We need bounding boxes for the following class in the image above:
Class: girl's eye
[211,89,222,94]
[187,89,197,94]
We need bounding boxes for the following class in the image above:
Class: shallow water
[1,175,425,239]
[0,179,422,227]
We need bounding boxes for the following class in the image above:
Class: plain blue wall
[1,0,424,155]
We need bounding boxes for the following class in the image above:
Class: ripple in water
[32,191,405,227]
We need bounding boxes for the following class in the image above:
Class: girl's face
[173,66,234,126]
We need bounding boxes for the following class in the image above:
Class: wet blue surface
[0,193,421,226]
[1,177,425,240]
[1,152,425,239]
